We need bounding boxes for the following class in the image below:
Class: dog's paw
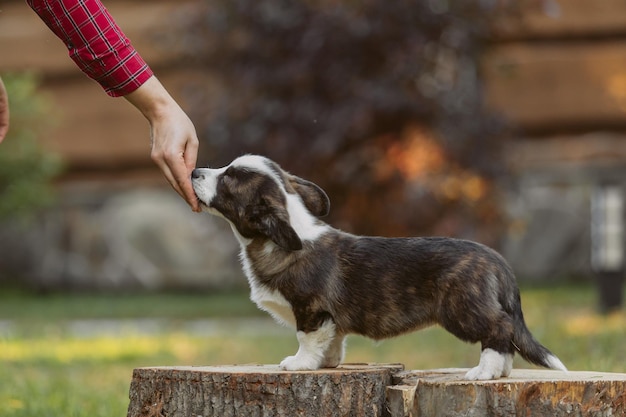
[465,348,507,380]
[279,354,321,371]
[465,365,501,381]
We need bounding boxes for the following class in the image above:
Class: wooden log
[389,368,626,417]
[483,41,626,131]
[126,363,404,417]
[505,132,626,175]
[494,0,626,40]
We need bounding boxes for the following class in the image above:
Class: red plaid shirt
[27,0,154,97]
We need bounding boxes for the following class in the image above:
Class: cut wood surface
[126,363,404,417]
[389,368,626,417]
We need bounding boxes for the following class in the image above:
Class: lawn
[0,286,624,417]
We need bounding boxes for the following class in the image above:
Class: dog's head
[191,155,330,251]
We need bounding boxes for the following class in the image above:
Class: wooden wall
[0,0,201,184]
[483,0,626,279]
[2,0,626,283]
[484,0,626,175]
[3,1,625,206]
[2,0,626,177]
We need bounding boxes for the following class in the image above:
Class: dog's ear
[261,213,303,251]
[288,176,330,217]
[247,200,303,251]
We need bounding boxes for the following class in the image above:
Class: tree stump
[387,368,626,417]
[127,365,626,417]
[126,363,404,417]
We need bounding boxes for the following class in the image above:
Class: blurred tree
[0,74,62,220]
[168,0,511,241]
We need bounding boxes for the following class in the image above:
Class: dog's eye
[221,167,252,188]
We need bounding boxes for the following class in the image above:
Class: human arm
[0,77,8,143]
[124,76,200,212]
[26,0,200,210]
[26,0,153,97]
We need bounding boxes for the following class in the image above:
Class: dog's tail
[511,308,567,372]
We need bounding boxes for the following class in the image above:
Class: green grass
[0,286,624,417]
[0,291,261,320]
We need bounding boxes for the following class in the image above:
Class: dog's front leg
[321,333,345,368]
[280,319,337,371]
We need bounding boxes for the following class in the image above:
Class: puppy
[191,155,567,380]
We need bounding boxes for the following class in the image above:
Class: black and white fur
[191,155,567,380]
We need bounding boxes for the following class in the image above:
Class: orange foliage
[380,126,490,204]
[385,127,446,179]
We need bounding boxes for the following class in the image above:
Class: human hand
[0,77,9,143]
[149,102,200,212]
[125,76,200,212]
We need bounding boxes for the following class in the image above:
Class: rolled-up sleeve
[27,0,154,97]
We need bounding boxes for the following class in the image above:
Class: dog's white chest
[240,252,296,328]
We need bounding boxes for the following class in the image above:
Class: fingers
[0,120,8,143]
[176,163,201,213]
[183,132,199,173]
[151,144,200,213]
[182,135,201,212]
[0,77,9,143]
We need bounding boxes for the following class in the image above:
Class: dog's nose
[191,169,204,180]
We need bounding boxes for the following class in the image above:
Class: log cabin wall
[485,0,626,280]
[1,0,625,286]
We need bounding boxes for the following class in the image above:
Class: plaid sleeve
[27,0,154,97]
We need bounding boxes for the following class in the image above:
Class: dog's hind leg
[280,320,336,371]
[465,348,513,380]
[438,271,516,380]
[502,352,514,377]
[464,314,516,380]
[463,315,516,380]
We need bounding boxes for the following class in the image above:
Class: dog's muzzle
[191,169,205,180]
